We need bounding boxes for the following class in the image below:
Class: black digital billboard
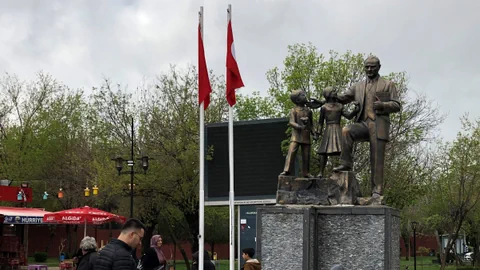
[205,118,288,204]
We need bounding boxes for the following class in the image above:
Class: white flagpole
[198,6,205,270]
[229,107,235,270]
[237,205,241,270]
[227,5,235,270]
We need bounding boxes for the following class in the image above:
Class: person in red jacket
[241,248,261,270]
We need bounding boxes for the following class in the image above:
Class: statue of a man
[334,56,401,202]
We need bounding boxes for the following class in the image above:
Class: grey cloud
[0,0,478,141]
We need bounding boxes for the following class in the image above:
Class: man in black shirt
[94,218,146,270]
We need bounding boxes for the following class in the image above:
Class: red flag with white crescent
[226,20,244,107]
[198,23,212,109]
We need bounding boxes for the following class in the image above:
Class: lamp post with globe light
[111,117,150,218]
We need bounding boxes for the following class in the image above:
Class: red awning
[0,206,52,224]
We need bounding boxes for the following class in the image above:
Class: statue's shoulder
[351,80,364,88]
[379,76,394,86]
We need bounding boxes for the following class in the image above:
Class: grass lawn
[400,256,476,269]
[27,257,62,267]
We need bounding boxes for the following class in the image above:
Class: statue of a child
[315,87,359,178]
[280,89,315,178]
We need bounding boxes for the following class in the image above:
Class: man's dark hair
[121,218,146,232]
[242,248,255,258]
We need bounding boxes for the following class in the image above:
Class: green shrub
[33,252,48,262]
[418,246,430,256]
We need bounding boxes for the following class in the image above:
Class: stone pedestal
[276,171,361,206]
[257,205,400,270]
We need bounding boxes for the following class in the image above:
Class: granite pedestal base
[276,172,361,206]
[257,205,400,270]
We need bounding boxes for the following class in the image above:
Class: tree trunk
[435,230,447,270]
[184,210,199,254]
[401,231,410,261]
[441,238,456,270]
[475,235,480,266]
[179,244,190,270]
[165,217,190,270]
[453,242,461,266]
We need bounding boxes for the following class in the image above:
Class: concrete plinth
[276,172,361,206]
[257,205,400,270]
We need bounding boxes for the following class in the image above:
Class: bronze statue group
[280,56,401,204]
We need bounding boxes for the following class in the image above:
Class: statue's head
[323,87,337,101]
[364,55,381,79]
[290,89,307,105]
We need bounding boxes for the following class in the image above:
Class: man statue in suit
[333,56,401,203]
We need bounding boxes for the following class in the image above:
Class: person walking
[94,218,146,270]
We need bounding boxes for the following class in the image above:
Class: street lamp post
[112,117,149,218]
[129,117,134,219]
[411,221,418,270]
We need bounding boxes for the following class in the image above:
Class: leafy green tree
[0,73,94,209]
[136,65,227,269]
[0,73,102,255]
[204,206,229,255]
[87,79,158,249]
[422,116,480,269]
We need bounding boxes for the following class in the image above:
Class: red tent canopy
[42,206,126,225]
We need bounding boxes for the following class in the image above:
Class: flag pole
[227,5,235,270]
[237,205,241,270]
[198,6,205,270]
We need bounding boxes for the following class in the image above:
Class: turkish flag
[226,20,244,107]
[198,24,212,109]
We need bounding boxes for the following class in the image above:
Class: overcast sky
[0,0,478,142]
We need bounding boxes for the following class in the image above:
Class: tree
[139,65,228,269]
[0,72,102,255]
[204,206,229,255]
[88,78,159,248]
[85,65,228,269]
[422,116,480,269]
